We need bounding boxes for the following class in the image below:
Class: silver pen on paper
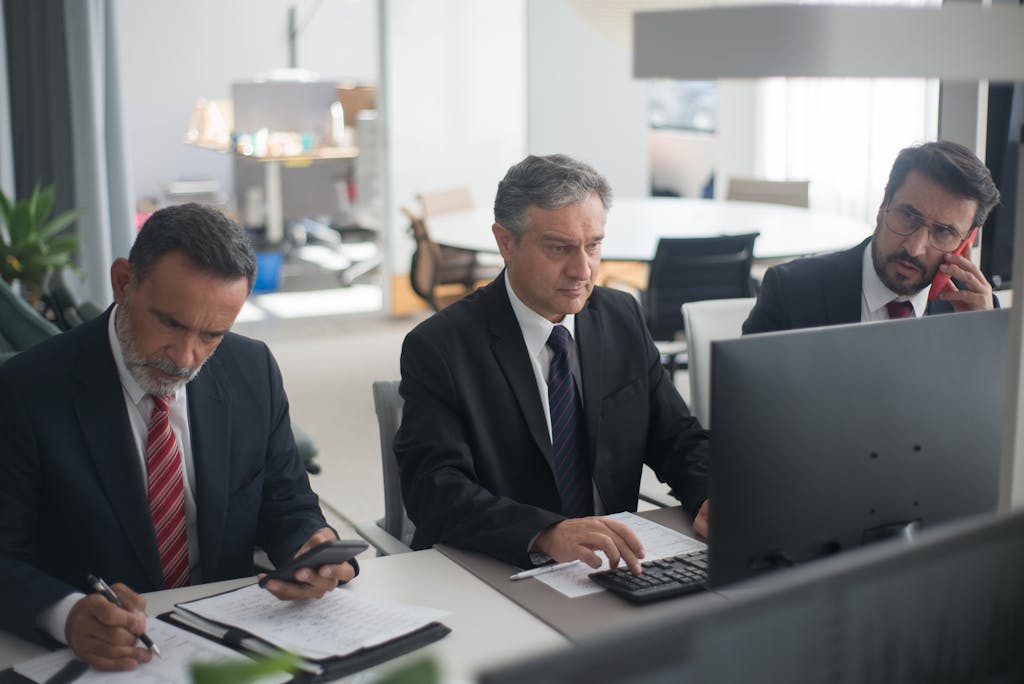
[509,560,580,581]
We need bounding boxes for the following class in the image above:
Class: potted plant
[0,182,80,306]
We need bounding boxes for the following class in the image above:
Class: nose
[565,248,592,281]
[166,333,200,370]
[903,226,930,256]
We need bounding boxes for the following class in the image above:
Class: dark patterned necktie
[546,325,592,518]
[886,300,914,319]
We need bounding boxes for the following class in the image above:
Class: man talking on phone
[0,205,357,671]
[743,140,1000,334]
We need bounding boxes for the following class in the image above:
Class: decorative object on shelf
[0,183,80,307]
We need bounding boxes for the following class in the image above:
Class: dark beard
[871,240,937,296]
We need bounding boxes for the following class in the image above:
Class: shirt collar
[503,271,576,359]
[107,304,184,405]
[861,240,929,318]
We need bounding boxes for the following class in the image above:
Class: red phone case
[928,226,978,301]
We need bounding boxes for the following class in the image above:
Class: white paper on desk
[13,618,289,684]
[176,584,449,660]
[535,511,706,598]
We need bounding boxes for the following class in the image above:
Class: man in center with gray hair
[395,154,710,573]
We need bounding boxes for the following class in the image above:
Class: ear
[492,223,516,263]
[110,258,133,305]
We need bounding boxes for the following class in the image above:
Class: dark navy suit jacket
[395,276,709,568]
[742,238,965,334]
[0,309,327,639]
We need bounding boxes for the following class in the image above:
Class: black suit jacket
[394,277,710,568]
[0,309,327,639]
[742,238,962,334]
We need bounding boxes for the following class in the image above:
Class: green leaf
[34,185,56,226]
[374,658,441,684]
[44,234,79,256]
[189,652,299,684]
[26,181,42,221]
[0,189,12,228]
[8,201,33,245]
[38,208,80,239]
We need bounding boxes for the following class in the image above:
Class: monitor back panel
[709,308,1010,587]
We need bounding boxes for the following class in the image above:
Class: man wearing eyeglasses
[743,140,1001,334]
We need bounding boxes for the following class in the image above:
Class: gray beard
[114,304,206,396]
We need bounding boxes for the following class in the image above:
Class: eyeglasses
[883,205,972,253]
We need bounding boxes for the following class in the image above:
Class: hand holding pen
[63,576,159,672]
[87,575,161,657]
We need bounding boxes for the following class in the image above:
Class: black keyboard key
[589,549,708,604]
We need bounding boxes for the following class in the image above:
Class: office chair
[726,178,810,207]
[355,381,415,556]
[41,267,104,331]
[0,277,61,364]
[405,207,500,311]
[642,233,759,376]
[681,297,756,428]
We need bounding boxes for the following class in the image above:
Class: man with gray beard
[0,204,355,672]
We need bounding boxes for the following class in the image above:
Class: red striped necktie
[146,395,190,589]
[886,300,915,319]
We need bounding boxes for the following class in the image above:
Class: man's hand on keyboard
[533,517,646,575]
[692,500,709,539]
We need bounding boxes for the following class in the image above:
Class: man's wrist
[37,592,86,645]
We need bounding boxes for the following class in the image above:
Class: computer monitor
[709,307,1010,587]
[478,509,1024,684]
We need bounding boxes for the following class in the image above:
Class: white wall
[115,0,378,205]
[526,0,648,197]
[383,0,526,272]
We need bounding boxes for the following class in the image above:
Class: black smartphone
[258,539,368,587]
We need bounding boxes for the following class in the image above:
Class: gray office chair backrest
[726,178,810,207]
[372,380,416,547]
[682,297,756,428]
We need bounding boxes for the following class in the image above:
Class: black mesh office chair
[642,233,760,374]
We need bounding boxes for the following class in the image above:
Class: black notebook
[159,582,451,682]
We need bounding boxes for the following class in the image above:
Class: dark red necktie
[146,395,190,589]
[886,300,915,319]
[546,325,593,518]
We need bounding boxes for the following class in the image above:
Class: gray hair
[130,203,257,291]
[493,154,613,237]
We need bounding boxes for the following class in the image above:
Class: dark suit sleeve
[742,265,790,334]
[250,345,329,569]
[395,328,563,569]
[0,371,77,639]
[630,298,710,517]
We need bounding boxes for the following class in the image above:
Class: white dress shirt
[503,274,605,563]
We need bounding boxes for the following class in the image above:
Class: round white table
[426,196,873,261]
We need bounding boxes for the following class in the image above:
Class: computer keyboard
[589,549,708,604]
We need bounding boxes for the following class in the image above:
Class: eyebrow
[898,204,961,233]
[150,307,230,338]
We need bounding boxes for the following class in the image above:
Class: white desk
[426,196,873,261]
[0,549,566,682]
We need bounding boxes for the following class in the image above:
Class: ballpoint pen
[86,574,162,657]
[508,560,581,581]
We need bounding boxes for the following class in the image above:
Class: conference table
[426,196,873,261]
[0,550,566,683]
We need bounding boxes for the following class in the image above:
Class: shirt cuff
[36,593,86,645]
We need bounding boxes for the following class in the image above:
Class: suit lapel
[575,301,602,468]
[186,356,230,577]
[823,239,869,325]
[485,278,554,464]
[73,312,164,588]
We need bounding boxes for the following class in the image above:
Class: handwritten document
[536,511,707,598]
[176,585,449,660]
[13,618,287,684]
